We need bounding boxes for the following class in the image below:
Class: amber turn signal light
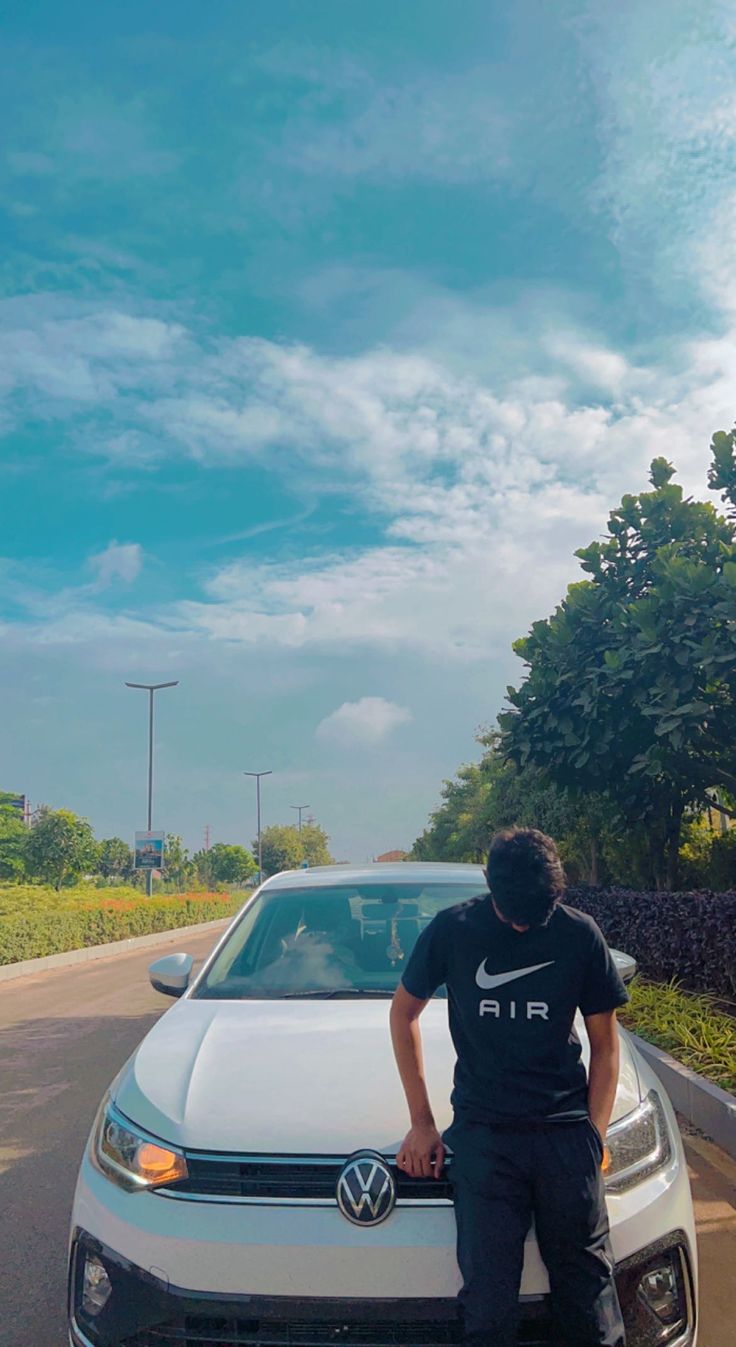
[136,1142,188,1186]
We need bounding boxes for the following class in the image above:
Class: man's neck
[491,896,530,934]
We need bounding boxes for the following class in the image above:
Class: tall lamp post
[245,770,272,883]
[126,680,179,894]
[290,804,310,834]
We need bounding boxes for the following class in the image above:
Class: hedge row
[0,883,155,916]
[0,883,243,916]
[0,893,243,966]
[567,885,736,1000]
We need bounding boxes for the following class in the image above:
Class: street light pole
[290,804,310,834]
[126,681,179,895]
[244,771,272,882]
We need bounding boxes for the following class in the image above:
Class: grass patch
[0,886,247,966]
[621,976,736,1094]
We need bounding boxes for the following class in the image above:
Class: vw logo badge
[336,1151,396,1227]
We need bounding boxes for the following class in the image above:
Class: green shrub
[568,884,736,999]
[0,882,147,915]
[621,977,736,1093]
[0,890,245,965]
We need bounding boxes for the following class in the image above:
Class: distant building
[376,850,409,863]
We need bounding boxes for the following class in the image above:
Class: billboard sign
[134,831,165,871]
[3,794,26,815]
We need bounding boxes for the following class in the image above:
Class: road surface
[0,929,734,1346]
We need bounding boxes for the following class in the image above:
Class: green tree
[97,837,134,881]
[300,822,333,868]
[163,834,193,889]
[195,842,257,886]
[499,447,736,888]
[0,794,28,881]
[411,732,618,883]
[24,809,99,890]
[257,825,305,878]
[709,426,736,518]
[411,760,489,863]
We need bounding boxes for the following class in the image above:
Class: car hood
[114,999,642,1153]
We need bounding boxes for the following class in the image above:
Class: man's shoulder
[430,893,490,929]
[553,902,603,941]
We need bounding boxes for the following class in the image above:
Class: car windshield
[192,880,485,999]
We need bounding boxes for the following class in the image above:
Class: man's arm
[585,1009,620,1148]
[390,983,446,1179]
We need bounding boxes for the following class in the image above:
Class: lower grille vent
[122,1307,553,1347]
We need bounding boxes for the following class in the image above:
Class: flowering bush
[0,887,246,965]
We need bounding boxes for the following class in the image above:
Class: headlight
[603,1090,672,1193]
[91,1098,188,1192]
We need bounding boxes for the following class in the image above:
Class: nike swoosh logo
[475,960,554,990]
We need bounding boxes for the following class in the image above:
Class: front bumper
[69,1229,696,1347]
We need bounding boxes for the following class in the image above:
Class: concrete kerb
[0,918,231,984]
[631,1032,736,1160]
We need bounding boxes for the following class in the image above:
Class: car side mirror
[612,949,637,984]
[149,952,194,998]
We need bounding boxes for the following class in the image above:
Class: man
[390,828,628,1347]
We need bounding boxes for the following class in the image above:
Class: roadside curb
[630,1031,736,1160]
[0,918,230,985]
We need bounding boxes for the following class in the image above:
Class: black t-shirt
[401,895,628,1125]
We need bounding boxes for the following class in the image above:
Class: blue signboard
[134,831,165,871]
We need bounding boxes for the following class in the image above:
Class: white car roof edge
[260,861,487,890]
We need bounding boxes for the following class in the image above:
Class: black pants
[446,1118,626,1347]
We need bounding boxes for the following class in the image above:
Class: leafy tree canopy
[300,822,332,868]
[98,837,134,880]
[195,842,257,885]
[257,825,305,878]
[24,809,98,890]
[256,823,334,878]
[163,834,192,887]
[499,436,736,888]
[411,732,619,884]
[0,797,28,881]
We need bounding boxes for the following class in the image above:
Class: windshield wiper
[280,988,394,999]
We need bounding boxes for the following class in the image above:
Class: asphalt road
[0,930,734,1347]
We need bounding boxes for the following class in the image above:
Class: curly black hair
[485,827,566,928]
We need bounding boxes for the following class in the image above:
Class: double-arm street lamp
[244,770,272,883]
[290,804,310,833]
[125,681,179,894]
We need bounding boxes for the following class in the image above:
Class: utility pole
[204,825,211,852]
[290,804,310,834]
[125,681,179,895]
[244,770,272,882]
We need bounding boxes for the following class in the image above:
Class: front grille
[123,1313,462,1346]
[121,1303,553,1346]
[168,1157,453,1203]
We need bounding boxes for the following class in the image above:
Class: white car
[69,863,698,1347]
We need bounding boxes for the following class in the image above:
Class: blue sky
[2,1,736,861]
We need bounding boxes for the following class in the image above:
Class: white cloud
[0,294,185,417]
[89,541,143,586]
[285,71,510,184]
[316,697,412,746]
[154,311,734,660]
[3,285,735,662]
[253,49,511,185]
[578,1,736,315]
